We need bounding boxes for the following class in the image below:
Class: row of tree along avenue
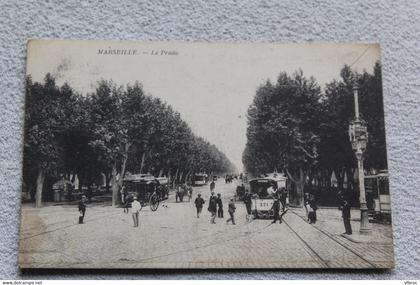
[23,74,236,207]
[243,62,387,207]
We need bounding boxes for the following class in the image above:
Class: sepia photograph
[19,40,394,269]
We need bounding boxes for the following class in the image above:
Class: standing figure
[120,186,127,206]
[271,197,282,224]
[175,184,180,203]
[78,195,87,224]
[307,196,317,224]
[194,193,205,218]
[340,199,352,235]
[210,181,215,192]
[226,198,236,225]
[179,183,186,202]
[124,193,133,213]
[280,188,287,212]
[216,193,223,218]
[131,196,141,227]
[243,190,252,216]
[304,192,310,218]
[208,192,217,224]
[187,184,193,202]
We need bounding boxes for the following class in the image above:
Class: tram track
[285,210,377,268]
[282,217,330,268]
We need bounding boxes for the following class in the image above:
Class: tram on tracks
[192,173,208,186]
[365,171,391,223]
[249,173,288,219]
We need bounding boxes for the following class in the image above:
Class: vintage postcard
[19,40,394,269]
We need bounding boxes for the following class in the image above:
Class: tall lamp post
[349,86,371,234]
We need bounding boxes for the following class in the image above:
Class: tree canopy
[23,74,236,207]
[243,62,387,206]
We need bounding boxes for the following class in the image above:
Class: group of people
[194,191,237,225]
[224,175,236,184]
[78,180,353,235]
[175,183,193,202]
[304,191,353,235]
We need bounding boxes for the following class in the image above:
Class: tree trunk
[35,169,45,208]
[117,142,131,189]
[185,169,192,183]
[167,168,172,182]
[105,172,110,192]
[139,152,146,173]
[173,168,179,187]
[286,168,306,207]
[111,161,118,207]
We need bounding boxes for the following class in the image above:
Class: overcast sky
[26,40,380,172]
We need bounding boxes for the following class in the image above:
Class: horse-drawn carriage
[123,174,169,211]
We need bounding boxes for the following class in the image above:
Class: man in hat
[243,190,252,216]
[271,195,282,224]
[131,196,142,227]
[78,195,87,224]
[226,198,236,225]
[216,193,223,218]
[340,199,352,235]
[194,193,205,218]
[208,191,217,224]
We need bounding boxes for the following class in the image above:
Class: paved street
[19,180,394,269]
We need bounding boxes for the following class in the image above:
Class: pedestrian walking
[216,193,224,218]
[187,184,193,202]
[226,198,236,225]
[78,195,87,224]
[271,197,282,224]
[208,192,217,224]
[194,193,205,218]
[131,196,141,227]
[340,199,352,235]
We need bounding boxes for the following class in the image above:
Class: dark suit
[217,197,223,218]
[78,200,86,224]
[342,202,352,234]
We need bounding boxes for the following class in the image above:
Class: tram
[249,173,288,219]
[364,171,391,223]
[192,173,208,186]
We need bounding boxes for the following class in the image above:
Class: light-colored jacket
[131,200,141,213]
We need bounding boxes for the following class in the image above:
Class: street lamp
[349,86,372,234]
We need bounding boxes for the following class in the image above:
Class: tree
[243,62,387,207]
[23,74,72,207]
[23,74,237,207]
[243,71,322,206]
[87,80,125,206]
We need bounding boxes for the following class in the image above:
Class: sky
[26,40,381,172]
